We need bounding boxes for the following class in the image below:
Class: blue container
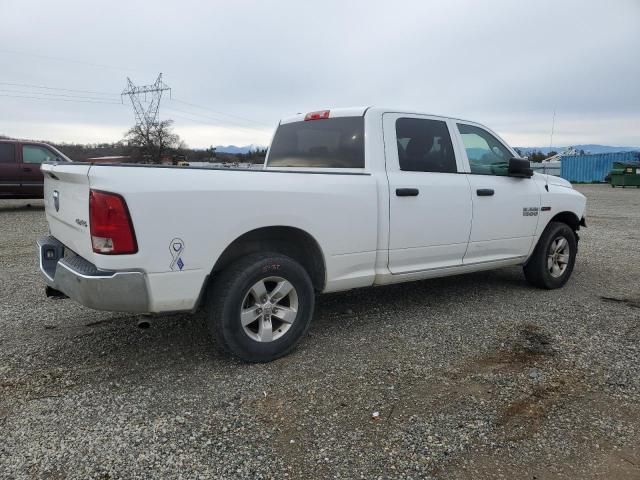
[560,152,640,183]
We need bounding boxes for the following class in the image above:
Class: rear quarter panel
[87,165,379,310]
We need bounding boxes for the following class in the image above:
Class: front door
[455,122,540,264]
[0,142,19,196]
[20,144,55,197]
[384,114,472,274]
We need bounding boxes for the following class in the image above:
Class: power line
[162,107,249,130]
[165,103,271,131]
[133,97,269,136]
[0,78,270,129]
[0,93,123,105]
[0,88,122,102]
[170,98,271,128]
[0,76,271,133]
[163,105,268,134]
[161,110,213,126]
[117,97,271,135]
[0,48,153,73]
[0,81,119,97]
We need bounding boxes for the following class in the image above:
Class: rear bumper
[37,235,149,313]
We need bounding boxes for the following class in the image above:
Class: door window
[0,143,15,163]
[457,124,512,176]
[396,118,457,173]
[22,145,57,164]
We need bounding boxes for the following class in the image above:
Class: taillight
[304,110,330,121]
[89,190,138,254]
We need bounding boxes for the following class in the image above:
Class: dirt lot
[1,184,639,479]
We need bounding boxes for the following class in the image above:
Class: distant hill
[516,145,640,155]
[215,144,266,154]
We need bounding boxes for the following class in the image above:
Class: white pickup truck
[38,107,586,362]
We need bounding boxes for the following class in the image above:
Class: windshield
[47,145,72,162]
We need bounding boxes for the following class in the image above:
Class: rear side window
[23,145,57,164]
[0,143,15,163]
[396,118,457,173]
[457,124,512,176]
[268,117,364,168]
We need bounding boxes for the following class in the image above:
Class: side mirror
[508,157,533,178]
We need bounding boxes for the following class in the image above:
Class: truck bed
[41,162,381,312]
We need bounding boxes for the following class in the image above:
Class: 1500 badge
[523,207,539,217]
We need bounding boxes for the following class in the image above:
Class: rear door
[0,142,20,196]
[20,144,58,197]
[384,113,472,273]
[454,122,540,263]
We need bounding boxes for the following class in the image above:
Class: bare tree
[124,119,182,163]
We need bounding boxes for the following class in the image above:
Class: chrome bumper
[37,235,149,313]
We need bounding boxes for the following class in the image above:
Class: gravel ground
[1,184,639,479]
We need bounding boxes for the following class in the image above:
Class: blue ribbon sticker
[169,238,185,271]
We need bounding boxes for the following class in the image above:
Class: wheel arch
[548,211,581,232]
[526,210,581,267]
[211,226,326,292]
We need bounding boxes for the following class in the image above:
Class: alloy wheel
[240,276,299,342]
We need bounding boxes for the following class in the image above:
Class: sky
[0,0,639,149]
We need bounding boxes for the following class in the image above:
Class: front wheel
[206,253,315,362]
[523,221,578,289]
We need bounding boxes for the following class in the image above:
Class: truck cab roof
[279,106,475,125]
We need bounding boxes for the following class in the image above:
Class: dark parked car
[0,139,70,199]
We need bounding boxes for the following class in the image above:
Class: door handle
[476,188,494,196]
[396,188,419,197]
[23,167,32,172]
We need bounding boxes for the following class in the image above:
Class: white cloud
[0,0,639,147]
[0,121,126,144]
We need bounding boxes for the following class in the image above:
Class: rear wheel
[523,221,577,289]
[206,253,315,362]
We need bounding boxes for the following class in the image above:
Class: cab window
[22,145,57,164]
[396,118,457,173]
[268,117,364,168]
[457,124,512,176]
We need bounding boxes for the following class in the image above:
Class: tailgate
[42,163,94,259]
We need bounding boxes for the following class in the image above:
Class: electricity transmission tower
[121,73,171,126]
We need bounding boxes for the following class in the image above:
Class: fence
[530,161,561,176]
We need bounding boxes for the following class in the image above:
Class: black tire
[206,252,315,362]
[523,221,578,289]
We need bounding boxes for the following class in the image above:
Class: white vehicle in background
[38,107,586,362]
